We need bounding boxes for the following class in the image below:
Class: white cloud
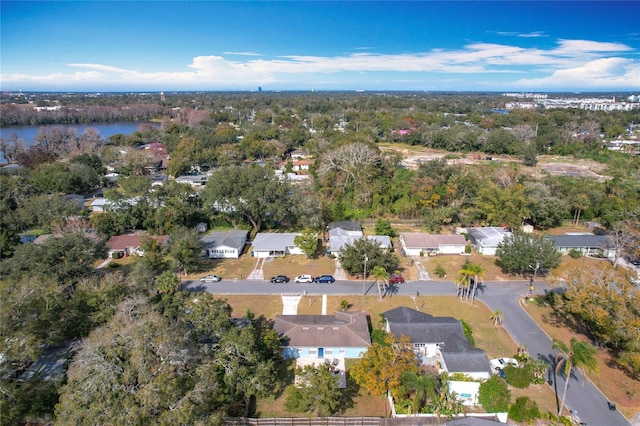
[2,39,637,90]
[222,52,262,56]
[67,63,135,73]
[514,57,640,89]
[494,31,547,38]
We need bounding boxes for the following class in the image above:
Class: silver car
[200,274,222,283]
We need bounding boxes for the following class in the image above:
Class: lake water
[0,122,159,163]
[0,122,159,146]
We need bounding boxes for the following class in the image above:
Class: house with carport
[251,232,304,258]
[201,230,248,259]
[399,232,467,256]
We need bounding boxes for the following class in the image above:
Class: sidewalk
[333,258,348,280]
[412,257,432,281]
[247,258,265,280]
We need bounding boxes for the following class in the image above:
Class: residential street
[183,278,632,426]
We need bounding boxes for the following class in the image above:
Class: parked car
[295,274,314,283]
[314,275,335,283]
[270,275,290,283]
[389,274,405,284]
[490,357,519,371]
[200,274,222,283]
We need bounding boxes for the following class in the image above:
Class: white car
[200,274,222,283]
[294,274,314,283]
[490,357,519,371]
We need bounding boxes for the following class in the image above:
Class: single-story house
[546,234,615,257]
[89,197,110,213]
[399,233,467,256]
[383,306,491,381]
[328,227,364,254]
[290,148,309,160]
[251,232,304,258]
[367,235,392,251]
[201,230,248,259]
[291,159,314,172]
[273,311,371,360]
[106,231,169,258]
[467,227,513,256]
[174,174,209,186]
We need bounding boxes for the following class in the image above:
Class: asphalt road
[183,278,631,426]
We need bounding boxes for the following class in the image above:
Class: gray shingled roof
[327,221,362,232]
[274,312,371,348]
[384,307,462,345]
[546,234,613,249]
[252,232,301,251]
[384,307,491,375]
[201,230,248,250]
[441,334,491,374]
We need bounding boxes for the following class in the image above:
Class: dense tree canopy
[202,165,293,232]
[338,238,400,277]
[495,231,561,276]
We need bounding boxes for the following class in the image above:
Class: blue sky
[1,1,639,92]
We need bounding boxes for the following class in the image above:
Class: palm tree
[455,261,484,302]
[466,262,485,303]
[552,337,598,416]
[400,370,438,415]
[454,266,472,301]
[490,310,504,328]
[370,265,389,300]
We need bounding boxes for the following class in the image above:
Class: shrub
[504,365,534,388]
[478,376,511,412]
[461,320,475,347]
[339,299,352,312]
[465,244,472,254]
[434,263,447,278]
[509,397,541,424]
[568,249,583,258]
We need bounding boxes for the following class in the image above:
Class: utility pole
[529,260,540,296]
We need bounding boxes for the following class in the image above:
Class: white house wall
[438,244,466,255]
[207,246,240,259]
[286,246,305,256]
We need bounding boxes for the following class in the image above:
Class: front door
[318,347,324,358]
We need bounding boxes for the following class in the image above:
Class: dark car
[270,275,290,283]
[314,275,335,283]
[389,274,405,284]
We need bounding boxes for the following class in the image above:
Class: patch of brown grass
[423,253,509,282]
[524,301,640,420]
[510,385,559,416]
